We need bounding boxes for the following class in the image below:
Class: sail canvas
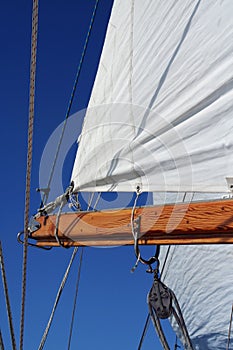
[71,0,233,194]
[70,1,233,349]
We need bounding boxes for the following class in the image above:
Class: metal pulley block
[148,278,172,319]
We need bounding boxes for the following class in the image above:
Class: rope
[38,248,78,350]
[67,247,84,350]
[0,241,17,350]
[131,187,160,272]
[20,1,38,349]
[148,302,170,350]
[54,200,68,248]
[170,291,193,349]
[92,192,101,211]
[42,0,100,206]
[131,187,142,271]
[137,191,195,349]
[226,304,233,350]
[131,188,141,241]
[0,329,5,350]
[137,313,150,350]
[174,335,181,349]
[137,248,179,348]
[87,192,95,211]
[160,246,171,277]
[86,192,101,211]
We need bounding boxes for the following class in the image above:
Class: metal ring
[17,231,52,250]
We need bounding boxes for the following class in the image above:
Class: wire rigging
[38,248,79,350]
[42,0,100,206]
[0,241,17,350]
[20,1,39,349]
[67,247,84,350]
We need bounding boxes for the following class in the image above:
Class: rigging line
[0,241,17,350]
[174,335,181,350]
[161,193,193,273]
[0,329,5,350]
[137,313,150,350]
[131,188,160,271]
[148,304,170,350]
[137,192,193,349]
[160,246,171,277]
[131,187,142,271]
[92,192,101,211]
[226,304,233,350]
[87,192,95,211]
[170,291,193,350]
[38,247,79,350]
[137,250,170,350]
[42,0,100,206]
[137,248,170,350]
[160,193,195,277]
[20,1,39,348]
[67,247,84,350]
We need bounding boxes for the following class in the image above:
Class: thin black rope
[174,335,181,350]
[137,313,150,350]
[0,329,5,350]
[160,246,171,277]
[136,241,175,349]
[20,1,38,349]
[137,246,166,350]
[226,304,233,350]
[137,191,194,349]
[38,248,78,350]
[137,247,179,349]
[42,0,100,206]
[171,292,193,349]
[148,303,170,350]
[0,241,17,350]
[67,247,84,350]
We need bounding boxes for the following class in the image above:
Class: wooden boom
[30,198,233,247]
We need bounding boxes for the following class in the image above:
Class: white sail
[161,244,233,350]
[71,0,233,193]
[70,1,233,349]
[155,192,233,350]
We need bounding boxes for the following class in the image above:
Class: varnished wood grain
[31,198,233,246]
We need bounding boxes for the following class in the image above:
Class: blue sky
[0,1,181,349]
